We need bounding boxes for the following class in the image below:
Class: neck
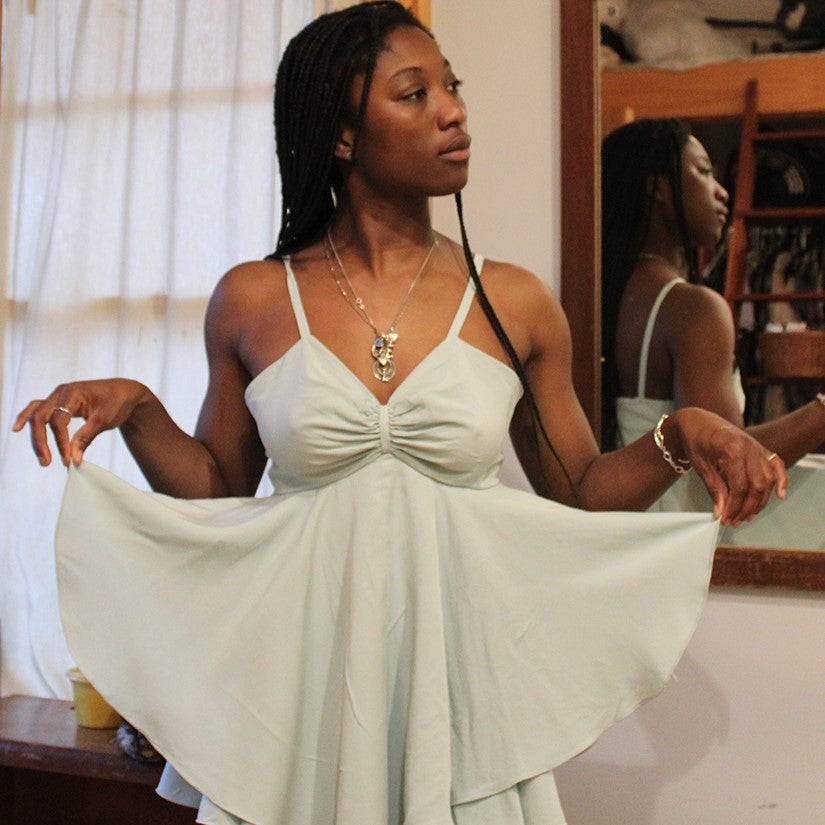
[638,247,688,275]
[330,186,433,274]
[328,214,434,283]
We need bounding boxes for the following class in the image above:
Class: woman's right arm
[13,265,268,499]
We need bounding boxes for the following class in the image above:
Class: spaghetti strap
[637,277,684,398]
[283,256,311,339]
[448,254,485,338]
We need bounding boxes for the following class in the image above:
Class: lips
[439,133,471,162]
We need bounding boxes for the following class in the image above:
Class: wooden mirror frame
[558,2,825,591]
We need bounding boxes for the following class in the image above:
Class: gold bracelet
[817,393,825,408]
[654,414,692,475]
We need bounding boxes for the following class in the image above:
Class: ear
[335,126,355,162]
[647,173,668,204]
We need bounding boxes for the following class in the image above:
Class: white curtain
[0,0,312,698]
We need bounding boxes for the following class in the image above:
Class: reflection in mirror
[601,119,825,552]
[559,3,825,589]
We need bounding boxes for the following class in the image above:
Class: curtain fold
[0,0,311,698]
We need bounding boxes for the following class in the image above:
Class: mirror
[558,4,825,590]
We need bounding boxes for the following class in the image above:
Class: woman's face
[342,25,471,199]
[679,135,729,249]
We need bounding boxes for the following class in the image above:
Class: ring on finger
[53,405,73,417]
[767,452,778,462]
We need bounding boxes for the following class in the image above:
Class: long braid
[600,119,695,449]
[454,193,581,506]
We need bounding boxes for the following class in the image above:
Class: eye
[448,78,464,95]
[401,87,427,102]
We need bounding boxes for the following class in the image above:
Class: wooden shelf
[601,51,825,134]
[0,695,160,783]
[0,695,191,825]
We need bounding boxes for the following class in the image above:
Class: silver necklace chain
[325,228,438,383]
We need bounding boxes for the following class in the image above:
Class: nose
[437,88,466,129]
[715,179,729,203]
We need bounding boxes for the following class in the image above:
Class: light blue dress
[616,278,825,549]
[55,257,719,825]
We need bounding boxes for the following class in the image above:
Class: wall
[432,2,825,823]
[430,0,559,293]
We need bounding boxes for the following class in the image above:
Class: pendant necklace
[325,228,438,383]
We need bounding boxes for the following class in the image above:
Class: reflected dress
[616,277,825,549]
[55,257,719,824]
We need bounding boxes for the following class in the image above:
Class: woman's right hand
[13,378,154,467]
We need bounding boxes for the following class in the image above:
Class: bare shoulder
[205,259,286,326]
[479,258,561,314]
[664,280,734,338]
[209,259,286,310]
[475,256,569,362]
[481,256,566,321]
[202,258,296,364]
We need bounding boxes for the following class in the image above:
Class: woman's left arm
[506,270,786,526]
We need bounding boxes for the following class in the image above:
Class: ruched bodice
[245,257,521,492]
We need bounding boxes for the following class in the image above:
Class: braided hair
[270,2,427,256]
[600,118,695,450]
[268,1,577,502]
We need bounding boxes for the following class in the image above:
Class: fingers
[769,453,788,500]
[68,421,101,466]
[14,378,145,468]
[50,405,75,466]
[14,391,77,467]
[716,449,787,527]
[686,417,787,526]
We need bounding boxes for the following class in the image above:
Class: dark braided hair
[269,2,428,256]
[600,118,695,451]
[268,1,578,502]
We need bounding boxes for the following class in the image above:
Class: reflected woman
[601,117,825,547]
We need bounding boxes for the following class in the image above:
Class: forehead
[682,135,710,163]
[374,25,448,78]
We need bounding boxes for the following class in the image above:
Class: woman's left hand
[670,407,788,527]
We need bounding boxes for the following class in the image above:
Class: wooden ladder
[722,79,825,321]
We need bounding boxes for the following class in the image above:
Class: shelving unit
[722,80,825,327]
[719,79,825,416]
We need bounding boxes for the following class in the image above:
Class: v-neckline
[283,255,481,407]
[307,334,452,407]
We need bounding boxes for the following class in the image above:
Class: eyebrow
[389,59,452,82]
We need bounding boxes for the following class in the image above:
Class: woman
[601,117,825,546]
[16,8,784,825]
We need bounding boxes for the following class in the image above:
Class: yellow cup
[66,667,122,729]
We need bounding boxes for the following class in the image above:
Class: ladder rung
[746,375,825,386]
[728,291,825,303]
[739,207,825,221]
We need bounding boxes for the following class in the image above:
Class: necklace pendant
[371,331,398,382]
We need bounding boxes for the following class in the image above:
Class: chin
[430,172,470,198]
